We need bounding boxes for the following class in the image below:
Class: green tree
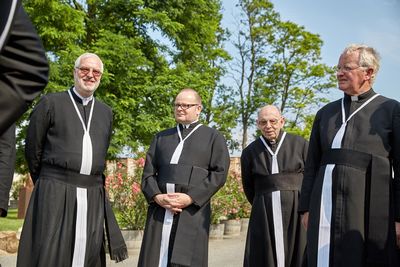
[232,0,335,147]
[17,0,232,173]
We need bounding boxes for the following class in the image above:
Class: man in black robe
[0,0,48,219]
[138,88,230,267]
[0,0,49,134]
[17,53,127,267]
[299,44,400,266]
[0,123,16,217]
[241,105,308,267]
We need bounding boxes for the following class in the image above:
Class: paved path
[0,232,246,267]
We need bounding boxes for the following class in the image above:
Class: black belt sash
[40,163,103,187]
[254,173,303,195]
[320,149,391,263]
[156,164,209,266]
[39,164,128,262]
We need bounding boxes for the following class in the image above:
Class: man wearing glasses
[17,53,127,266]
[241,105,308,267]
[299,44,400,266]
[139,88,230,267]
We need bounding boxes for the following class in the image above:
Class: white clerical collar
[181,120,199,129]
[351,95,358,102]
[73,87,93,106]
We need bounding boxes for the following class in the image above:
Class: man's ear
[365,68,374,81]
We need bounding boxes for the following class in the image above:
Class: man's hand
[153,193,193,214]
[396,222,400,248]
[167,193,193,209]
[301,212,309,230]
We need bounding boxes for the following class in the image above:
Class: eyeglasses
[174,103,199,110]
[335,65,364,73]
[76,67,103,78]
[258,119,280,127]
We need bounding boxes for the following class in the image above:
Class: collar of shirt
[180,120,199,129]
[344,88,375,102]
[262,131,284,148]
[72,87,93,106]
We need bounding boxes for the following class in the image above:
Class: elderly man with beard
[17,53,127,267]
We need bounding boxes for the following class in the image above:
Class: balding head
[257,105,285,142]
[174,88,203,124]
[176,88,202,105]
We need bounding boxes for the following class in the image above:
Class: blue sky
[221,0,400,101]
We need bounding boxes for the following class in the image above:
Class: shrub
[105,158,147,230]
[211,170,251,223]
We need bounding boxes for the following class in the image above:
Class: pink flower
[136,158,145,168]
[131,182,141,194]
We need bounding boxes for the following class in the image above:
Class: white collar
[350,95,358,102]
[73,87,93,106]
[181,120,199,129]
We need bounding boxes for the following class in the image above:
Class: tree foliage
[16,0,233,173]
[232,0,335,148]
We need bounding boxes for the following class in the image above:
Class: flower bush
[105,158,147,230]
[211,170,251,223]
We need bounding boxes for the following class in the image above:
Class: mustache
[83,77,96,82]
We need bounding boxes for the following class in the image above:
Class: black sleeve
[141,135,162,203]
[392,102,400,221]
[0,124,16,217]
[0,3,49,135]
[241,148,254,204]
[25,96,51,183]
[299,112,322,213]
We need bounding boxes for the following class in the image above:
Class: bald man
[139,88,230,267]
[241,105,308,267]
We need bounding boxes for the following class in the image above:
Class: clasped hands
[154,193,193,214]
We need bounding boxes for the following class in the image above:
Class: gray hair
[74,52,104,72]
[342,44,380,84]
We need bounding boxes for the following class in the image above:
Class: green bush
[105,158,147,230]
[211,171,251,223]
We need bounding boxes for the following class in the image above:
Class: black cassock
[17,89,127,267]
[138,123,230,267]
[299,89,400,267]
[241,132,308,267]
[0,123,16,216]
[0,0,48,134]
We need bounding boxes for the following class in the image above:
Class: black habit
[0,0,49,135]
[17,89,127,267]
[0,123,16,217]
[138,123,230,267]
[241,132,308,267]
[299,89,400,266]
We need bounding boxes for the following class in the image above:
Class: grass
[0,209,24,231]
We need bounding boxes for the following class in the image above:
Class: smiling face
[73,56,103,98]
[174,90,202,124]
[257,105,285,142]
[336,51,373,96]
